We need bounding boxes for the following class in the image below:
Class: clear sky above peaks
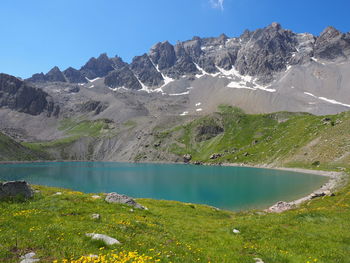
[1,0,349,78]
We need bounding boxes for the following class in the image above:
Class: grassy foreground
[0,177,349,263]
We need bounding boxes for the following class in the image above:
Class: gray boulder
[20,252,39,263]
[105,192,145,209]
[0,181,33,200]
[85,233,120,245]
[267,201,292,213]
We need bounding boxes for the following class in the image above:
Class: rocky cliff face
[26,23,350,91]
[0,73,59,116]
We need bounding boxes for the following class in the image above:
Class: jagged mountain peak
[25,23,350,93]
[320,26,342,37]
[45,66,66,83]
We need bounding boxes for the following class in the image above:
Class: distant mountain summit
[26,22,350,90]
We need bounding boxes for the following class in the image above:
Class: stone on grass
[20,252,39,263]
[91,195,101,199]
[254,258,265,263]
[86,233,121,245]
[54,192,62,196]
[267,201,292,213]
[0,181,33,200]
[105,192,145,209]
[233,229,240,234]
[91,213,101,220]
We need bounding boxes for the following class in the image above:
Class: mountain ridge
[26,23,350,89]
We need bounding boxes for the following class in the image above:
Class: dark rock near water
[0,181,33,200]
[267,201,292,213]
[105,192,145,209]
[210,153,222,160]
[183,153,192,163]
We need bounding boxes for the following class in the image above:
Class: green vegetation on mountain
[22,118,116,157]
[0,132,47,161]
[154,106,350,170]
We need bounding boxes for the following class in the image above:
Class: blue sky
[1,0,350,78]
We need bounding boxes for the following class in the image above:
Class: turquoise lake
[0,162,327,210]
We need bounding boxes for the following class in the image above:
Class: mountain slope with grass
[152,106,350,170]
[16,105,350,172]
[0,132,48,161]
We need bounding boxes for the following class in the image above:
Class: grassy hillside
[0,132,48,161]
[153,106,350,170]
[22,118,116,160]
[0,179,349,263]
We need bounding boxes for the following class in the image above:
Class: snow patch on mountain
[169,91,190,96]
[304,92,350,108]
[86,77,101,82]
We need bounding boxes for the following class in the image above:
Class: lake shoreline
[0,159,347,212]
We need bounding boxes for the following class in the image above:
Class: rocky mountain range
[0,22,350,162]
[27,22,350,88]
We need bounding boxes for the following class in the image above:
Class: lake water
[0,162,327,211]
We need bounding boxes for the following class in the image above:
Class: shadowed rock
[0,181,33,200]
[0,73,59,116]
[85,233,120,245]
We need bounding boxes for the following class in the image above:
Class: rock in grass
[105,192,146,209]
[91,195,101,199]
[91,213,101,220]
[267,201,292,213]
[20,252,39,263]
[232,229,240,234]
[254,258,265,263]
[0,181,33,200]
[85,233,121,245]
